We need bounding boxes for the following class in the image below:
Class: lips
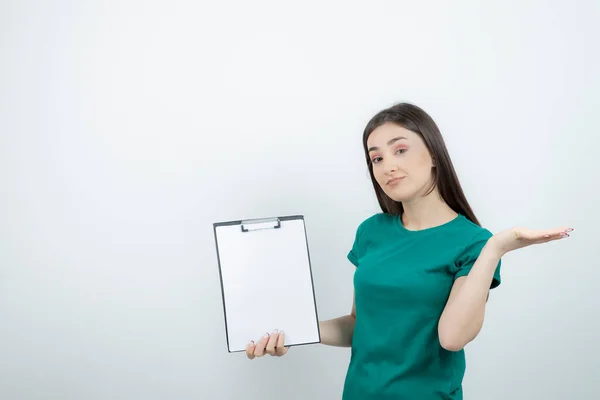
[386,177,405,185]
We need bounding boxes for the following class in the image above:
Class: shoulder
[350,212,394,248]
[450,215,502,286]
[348,213,394,266]
[453,214,494,243]
[353,212,394,235]
[450,215,496,260]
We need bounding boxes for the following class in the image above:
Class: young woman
[245,103,572,399]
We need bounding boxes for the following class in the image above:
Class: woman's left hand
[488,226,573,257]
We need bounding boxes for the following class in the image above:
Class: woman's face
[367,122,435,203]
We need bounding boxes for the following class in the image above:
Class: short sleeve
[347,222,366,267]
[453,230,502,289]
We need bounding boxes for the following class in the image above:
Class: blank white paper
[214,217,320,352]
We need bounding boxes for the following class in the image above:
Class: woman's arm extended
[319,292,356,347]
[438,226,572,352]
[437,243,500,351]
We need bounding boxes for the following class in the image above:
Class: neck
[400,188,458,231]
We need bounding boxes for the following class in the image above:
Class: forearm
[318,315,355,347]
[438,243,502,351]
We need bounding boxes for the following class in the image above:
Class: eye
[372,156,382,164]
[395,148,407,155]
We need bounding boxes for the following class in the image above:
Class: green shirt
[342,212,501,400]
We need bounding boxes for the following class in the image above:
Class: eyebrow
[367,136,407,152]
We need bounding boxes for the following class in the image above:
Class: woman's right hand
[245,329,288,359]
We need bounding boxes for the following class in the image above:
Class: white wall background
[1,1,599,399]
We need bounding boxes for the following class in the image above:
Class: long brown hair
[362,102,481,226]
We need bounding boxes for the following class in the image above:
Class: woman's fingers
[276,330,288,356]
[510,227,573,246]
[247,330,288,359]
[253,332,270,357]
[265,330,279,356]
[245,341,256,360]
[534,227,573,243]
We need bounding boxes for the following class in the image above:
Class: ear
[432,157,436,167]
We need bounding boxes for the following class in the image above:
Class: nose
[383,160,398,175]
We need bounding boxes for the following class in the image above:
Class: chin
[383,187,417,203]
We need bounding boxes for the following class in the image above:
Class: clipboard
[213,215,321,353]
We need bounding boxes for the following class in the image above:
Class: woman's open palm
[490,226,573,255]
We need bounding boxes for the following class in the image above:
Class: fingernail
[264,333,270,338]
[249,341,254,346]
[560,232,569,238]
[273,329,279,334]
[566,228,574,232]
